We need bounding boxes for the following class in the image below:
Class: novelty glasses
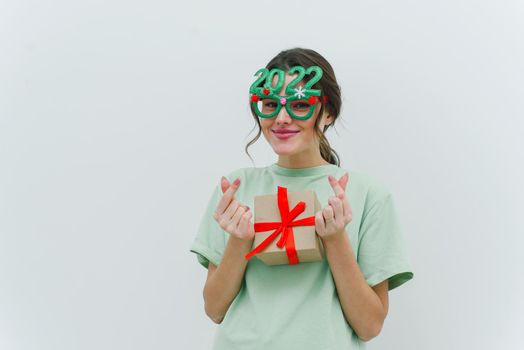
[249,66,326,121]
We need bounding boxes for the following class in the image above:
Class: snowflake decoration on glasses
[293,86,306,99]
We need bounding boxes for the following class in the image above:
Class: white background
[1,0,523,349]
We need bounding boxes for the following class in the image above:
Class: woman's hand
[213,176,255,242]
[315,173,353,242]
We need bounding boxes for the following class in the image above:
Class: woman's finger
[331,173,351,217]
[220,176,230,193]
[328,175,345,197]
[237,210,252,236]
[322,205,335,227]
[315,211,326,236]
[227,206,246,232]
[217,200,238,230]
[215,177,241,216]
[338,172,349,191]
[340,195,350,221]
[223,199,240,221]
[328,196,344,225]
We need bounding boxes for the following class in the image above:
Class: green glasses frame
[253,95,317,120]
[249,65,324,121]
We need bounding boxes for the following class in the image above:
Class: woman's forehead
[270,73,305,96]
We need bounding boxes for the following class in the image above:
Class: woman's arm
[322,232,389,341]
[203,235,254,324]
[203,176,255,324]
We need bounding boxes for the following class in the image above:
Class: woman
[189,47,414,349]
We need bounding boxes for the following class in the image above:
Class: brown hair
[245,47,342,166]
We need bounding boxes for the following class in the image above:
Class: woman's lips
[272,130,299,140]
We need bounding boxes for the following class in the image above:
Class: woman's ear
[323,113,334,127]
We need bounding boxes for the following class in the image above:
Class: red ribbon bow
[245,186,316,265]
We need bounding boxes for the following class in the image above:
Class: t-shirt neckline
[268,162,338,177]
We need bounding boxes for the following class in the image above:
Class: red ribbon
[245,186,316,265]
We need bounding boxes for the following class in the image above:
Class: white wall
[1,0,523,349]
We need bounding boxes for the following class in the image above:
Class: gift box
[244,186,325,266]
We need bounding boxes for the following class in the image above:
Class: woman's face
[259,73,333,158]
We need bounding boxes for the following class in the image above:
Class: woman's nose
[275,107,292,124]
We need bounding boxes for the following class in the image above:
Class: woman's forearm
[322,231,386,341]
[203,235,254,323]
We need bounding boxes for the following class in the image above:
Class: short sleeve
[357,192,414,291]
[189,183,227,270]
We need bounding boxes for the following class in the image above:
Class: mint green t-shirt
[189,163,414,350]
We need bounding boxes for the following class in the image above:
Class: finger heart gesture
[315,173,353,242]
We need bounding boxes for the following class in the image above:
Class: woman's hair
[245,47,342,166]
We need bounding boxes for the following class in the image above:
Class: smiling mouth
[271,130,300,134]
[271,130,300,140]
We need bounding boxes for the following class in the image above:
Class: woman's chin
[271,144,299,155]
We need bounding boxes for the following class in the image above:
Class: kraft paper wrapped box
[244,186,325,266]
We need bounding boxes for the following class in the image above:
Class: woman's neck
[277,151,330,169]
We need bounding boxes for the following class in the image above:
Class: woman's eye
[265,103,277,108]
[294,103,309,109]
